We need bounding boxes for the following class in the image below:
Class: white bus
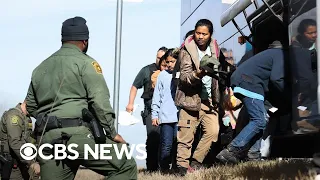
[181,0,318,159]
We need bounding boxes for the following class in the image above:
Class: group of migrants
[126,17,319,176]
[0,15,318,180]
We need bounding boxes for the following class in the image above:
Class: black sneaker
[146,168,159,174]
[172,166,188,176]
[190,159,205,170]
[160,168,171,175]
[216,148,240,164]
[246,156,262,162]
[246,152,262,162]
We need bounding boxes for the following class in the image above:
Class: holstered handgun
[82,109,106,144]
[0,142,13,180]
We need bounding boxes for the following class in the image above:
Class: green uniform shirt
[0,104,34,165]
[25,43,117,139]
[133,63,157,100]
[133,65,151,89]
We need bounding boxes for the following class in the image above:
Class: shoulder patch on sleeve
[10,115,20,125]
[91,61,103,74]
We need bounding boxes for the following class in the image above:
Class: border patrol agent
[0,101,39,180]
[25,16,137,180]
[126,46,167,172]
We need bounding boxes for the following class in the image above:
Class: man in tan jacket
[174,19,221,175]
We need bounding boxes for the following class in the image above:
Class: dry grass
[75,159,317,180]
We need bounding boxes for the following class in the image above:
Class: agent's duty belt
[35,116,88,135]
[55,118,88,128]
[35,109,107,144]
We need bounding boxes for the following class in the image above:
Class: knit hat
[61,16,89,42]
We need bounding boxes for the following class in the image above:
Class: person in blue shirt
[151,48,179,173]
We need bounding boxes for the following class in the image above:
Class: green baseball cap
[200,54,220,67]
[200,54,220,75]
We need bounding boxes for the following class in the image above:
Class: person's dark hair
[298,19,317,35]
[162,48,180,61]
[184,30,194,40]
[158,46,168,52]
[220,47,227,53]
[159,55,166,66]
[195,19,214,35]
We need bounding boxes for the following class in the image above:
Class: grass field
[74,159,317,180]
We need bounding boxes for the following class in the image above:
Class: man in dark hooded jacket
[216,41,289,163]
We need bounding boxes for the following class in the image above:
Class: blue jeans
[230,97,268,156]
[159,122,178,170]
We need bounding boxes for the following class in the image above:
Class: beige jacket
[151,70,161,89]
[175,35,220,112]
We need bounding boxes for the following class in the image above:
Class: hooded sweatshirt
[151,70,178,124]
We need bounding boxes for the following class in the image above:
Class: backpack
[141,63,158,101]
[151,70,161,89]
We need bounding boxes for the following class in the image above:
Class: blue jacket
[231,48,285,100]
[151,70,178,124]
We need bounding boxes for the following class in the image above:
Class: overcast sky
[0,0,181,167]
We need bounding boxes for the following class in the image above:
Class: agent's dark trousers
[144,111,160,171]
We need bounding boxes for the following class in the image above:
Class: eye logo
[20,143,37,160]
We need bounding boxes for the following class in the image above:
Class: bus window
[289,2,318,134]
